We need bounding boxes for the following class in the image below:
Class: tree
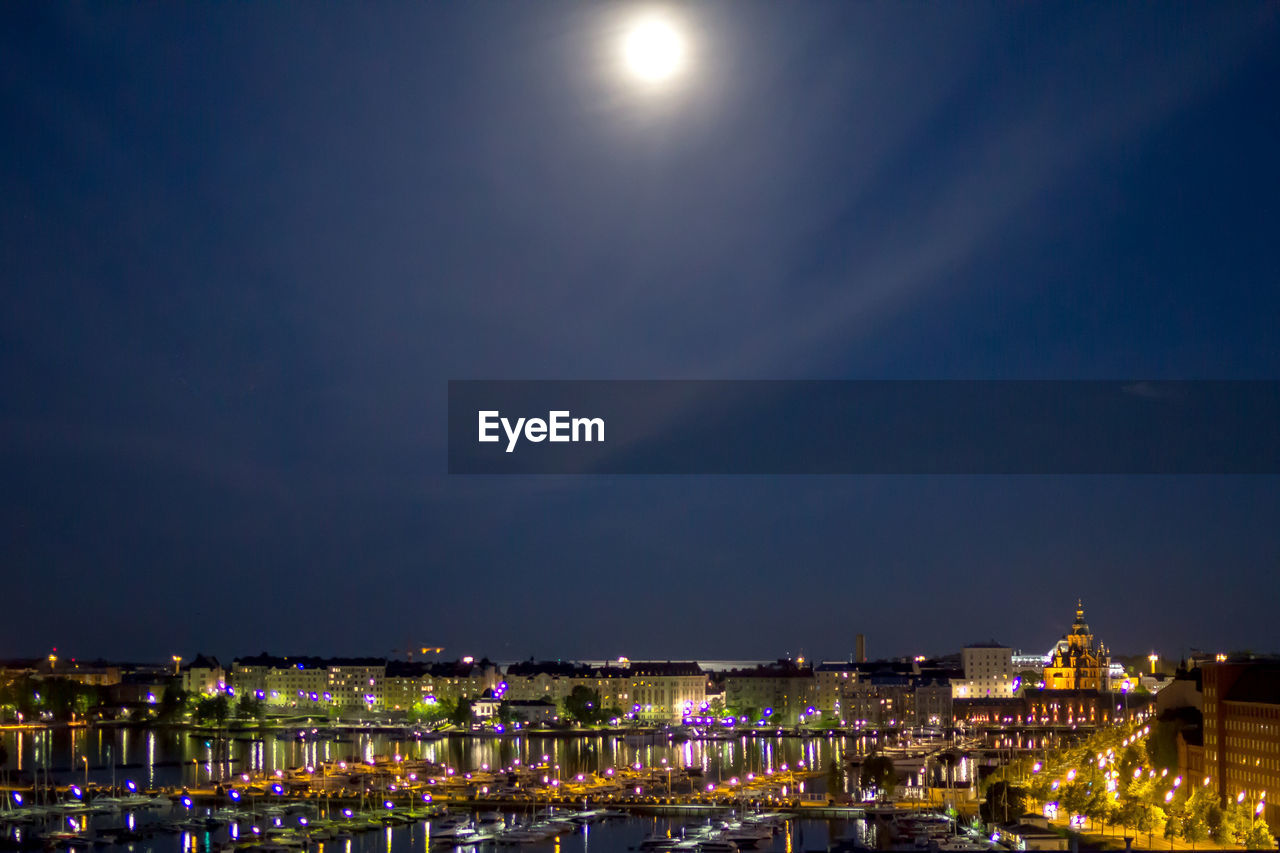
[1183,812,1209,849]
[158,686,189,720]
[412,697,454,724]
[859,755,898,800]
[1085,790,1119,835]
[981,781,1028,824]
[562,686,603,726]
[235,694,265,722]
[450,698,473,726]
[1060,780,1090,819]
[1242,821,1277,850]
[194,694,229,726]
[1027,771,1055,804]
[1163,812,1184,846]
[1206,801,1237,845]
[1141,805,1167,849]
[1016,670,1042,690]
[1117,742,1145,779]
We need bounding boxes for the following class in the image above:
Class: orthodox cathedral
[1042,599,1111,691]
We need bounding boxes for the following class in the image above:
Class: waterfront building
[1021,687,1152,726]
[814,660,859,716]
[845,668,954,728]
[230,655,334,708]
[108,672,171,708]
[627,661,704,722]
[954,697,1023,726]
[570,664,631,711]
[60,662,123,687]
[504,698,558,724]
[953,643,1015,699]
[180,654,223,695]
[230,654,496,712]
[1202,659,1280,830]
[325,658,387,709]
[382,660,432,711]
[422,658,500,704]
[1042,600,1111,691]
[471,689,502,720]
[721,659,816,725]
[499,660,628,710]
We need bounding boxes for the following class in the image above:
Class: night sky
[3,3,1279,664]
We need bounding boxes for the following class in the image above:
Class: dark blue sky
[2,3,1279,663]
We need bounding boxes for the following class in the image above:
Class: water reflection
[2,728,901,790]
[3,726,1048,803]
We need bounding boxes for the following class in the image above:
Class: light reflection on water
[0,727,1036,795]
[9,812,865,853]
[4,728,873,788]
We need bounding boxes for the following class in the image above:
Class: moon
[622,16,687,84]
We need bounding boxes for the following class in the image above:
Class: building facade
[181,655,223,695]
[1042,601,1110,691]
[627,661,704,722]
[721,660,816,725]
[815,661,859,717]
[845,671,954,728]
[954,643,1015,699]
[1202,661,1280,831]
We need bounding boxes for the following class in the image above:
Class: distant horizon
[8,645,1267,671]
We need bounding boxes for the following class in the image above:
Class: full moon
[622,17,686,84]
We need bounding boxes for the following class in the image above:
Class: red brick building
[1202,660,1280,831]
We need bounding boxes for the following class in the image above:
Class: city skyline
[8,599,1265,668]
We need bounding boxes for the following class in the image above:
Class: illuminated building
[1202,660,1280,831]
[815,660,859,715]
[501,660,629,709]
[845,670,953,728]
[1042,600,1110,691]
[721,660,816,725]
[179,654,223,695]
[627,661,704,723]
[953,643,1014,698]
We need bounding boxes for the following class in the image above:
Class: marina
[0,790,1005,852]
